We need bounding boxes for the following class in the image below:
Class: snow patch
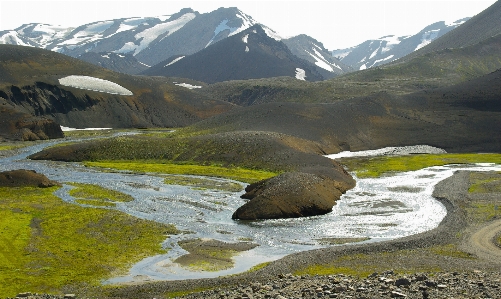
[380,35,401,53]
[165,56,185,67]
[306,48,341,72]
[60,21,114,46]
[359,64,367,70]
[205,19,238,48]
[415,29,441,51]
[242,34,249,44]
[59,75,133,95]
[263,26,282,41]
[295,68,306,80]
[245,46,250,52]
[117,13,195,55]
[325,145,447,160]
[228,12,256,37]
[332,48,354,60]
[61,126,112,132]
[0,31,31,46]
[175,83,202,89]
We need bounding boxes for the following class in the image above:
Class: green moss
[429,244,475,259]
[468,172,501,193]
[339,153,501,178]
[0,144,24,151]
[68,182,134,207]
[467,203,501,222]
[247,261,271,273]
[85,161,277,183]
[0,186,177,297]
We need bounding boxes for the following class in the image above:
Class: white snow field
[326,145,447,160]
[58,75,133,95]
[295,68,306,80]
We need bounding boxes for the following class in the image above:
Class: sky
[0,0,498,49]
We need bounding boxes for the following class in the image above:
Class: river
[1,137,500,283]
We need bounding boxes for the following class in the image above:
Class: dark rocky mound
[0,169,61,188]
[233,171,351,220]
[0,104,64,141]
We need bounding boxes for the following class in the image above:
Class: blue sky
[0,0,497,49]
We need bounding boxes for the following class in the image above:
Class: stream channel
[1,134,500,283]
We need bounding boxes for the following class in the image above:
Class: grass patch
[163,175,243,192]
[0,186,177,297]
[84,160,277,183]
[467,203,501,222]
[0,144,25,151]
[246,261,271,273]
[339,153,501,178]
[68,182,134,207]
[429,244,475,259]
[468,172,501,193]
[174,239,258,272]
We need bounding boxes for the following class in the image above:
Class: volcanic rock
[232,171,353,220]
[0,169,61,188]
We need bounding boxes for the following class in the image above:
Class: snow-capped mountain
[283,35,353,79]
[142,25,324,83]
[0,7,263,73]
[77,52,149,75]
[332,18,470,70]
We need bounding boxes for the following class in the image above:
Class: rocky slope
[0,104,64,141]
[283,34,353,78]
[0,44,235,132]
[188,68,501,153]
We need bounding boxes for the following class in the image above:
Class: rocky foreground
[178,271,500,299]
[9,271,500,299]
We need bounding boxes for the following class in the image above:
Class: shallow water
[1,139,500,283]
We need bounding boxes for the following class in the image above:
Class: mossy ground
[0,186,177,297]
[293,244,472,278]
[68,182,134,207]
[85,161,277,184]
[174,239,257,272]
[338,153,501,178]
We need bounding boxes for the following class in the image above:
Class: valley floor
[101,170,501,299]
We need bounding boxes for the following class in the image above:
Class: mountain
[332,19,469,70]
[282,34,353,79]
[77,52,149,75]
[400,0,501,63]
[0,44,234,133]
[0,8,264,73]
[142,25,324,83]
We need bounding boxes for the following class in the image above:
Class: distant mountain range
[142,25,325,83]
[332,18,469,70]
[0,6,474,81]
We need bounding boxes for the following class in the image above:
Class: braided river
[1,135,500,283]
